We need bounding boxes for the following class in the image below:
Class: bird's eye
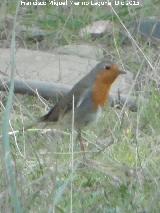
[105,65,111,70]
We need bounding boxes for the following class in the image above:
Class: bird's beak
[119,70,126,74]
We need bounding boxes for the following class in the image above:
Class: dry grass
[1,0,160,212]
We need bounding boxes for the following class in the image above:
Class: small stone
[80,20,114,39]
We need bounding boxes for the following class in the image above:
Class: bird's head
[97,64,126,85]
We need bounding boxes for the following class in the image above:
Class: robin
[24,62,125,155]
[38,61,125,125]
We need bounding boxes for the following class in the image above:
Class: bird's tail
[17,103,60,133]
[21,105,60,131]
[38,104,60,122]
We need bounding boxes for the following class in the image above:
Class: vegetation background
[1,0,160,212]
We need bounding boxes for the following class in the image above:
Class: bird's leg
[77,130,86,161]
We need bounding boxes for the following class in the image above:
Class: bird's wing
[74,89,97,128]
[62,61,108,114]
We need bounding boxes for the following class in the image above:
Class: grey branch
[0,78,137,112]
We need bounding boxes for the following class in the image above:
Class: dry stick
[70,95,75,213]
[110,5,153,120]
[109,6,151,131]
[82,6,149,177]
[0,78,40,122]
[108,6,153,183]
[0,128,70,140]
[110,5,154,70]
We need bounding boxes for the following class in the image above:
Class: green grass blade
[2,0,22,212]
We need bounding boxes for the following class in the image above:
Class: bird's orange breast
[92,81,111,109]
